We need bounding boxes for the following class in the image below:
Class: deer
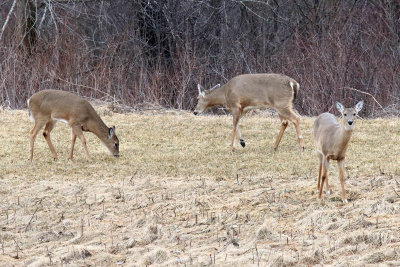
[194,73,304,151]
[313,101,364,203]
[27,89,119,162]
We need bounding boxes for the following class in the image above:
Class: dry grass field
[0,106,399,266]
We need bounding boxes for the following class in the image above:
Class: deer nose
[193,111,198,115]
[348,120,353,125]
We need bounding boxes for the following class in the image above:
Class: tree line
[0,0,399,116]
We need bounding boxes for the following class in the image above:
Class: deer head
[336,101,364,131]
[193,83,220,115]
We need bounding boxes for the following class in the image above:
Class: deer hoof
[240,139,245,148]
[327,189,332,195]
[302,146,305,151]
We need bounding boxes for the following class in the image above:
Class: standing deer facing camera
[194,73,304,151]
[314,101,364,203]
[27,90,119,161]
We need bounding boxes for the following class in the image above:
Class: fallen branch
[343,87,385,112]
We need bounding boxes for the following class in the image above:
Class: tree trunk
[17,0,37,55]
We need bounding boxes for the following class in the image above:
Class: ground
[0,106,399,266]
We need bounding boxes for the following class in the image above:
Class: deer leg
[276,110,304,151]
[29,120,47,161]
[273,115,288,150]
[318,157,329,200]
[71,125,92,161]
[43,120,58,160]
[235,126,243,146]
[338,159,348,203]
[231,109,241,151]
[325,158,331,194]
[235,116,245,148]
[290,113,304,151]
[69,131,77,160]
[317,152,323,190]
[318,161,322,190]
[325,158,331,195]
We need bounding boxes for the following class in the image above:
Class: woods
[0,0,399,116]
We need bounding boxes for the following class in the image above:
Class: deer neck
[336,122,354,153]
[206,85,226,107]
[86,111,110,141]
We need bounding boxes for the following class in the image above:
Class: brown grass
[0,106,399,266]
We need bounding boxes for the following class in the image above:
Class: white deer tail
[289,81,299,100]
[27,98,34,122]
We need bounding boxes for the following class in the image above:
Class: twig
[343,87,385,112]
[13,239,20,259]
[80,217,84,237]
[46,246,53,265]
[25,198,43,232]
[55,76,113,100]
[392,187,400,198]
[47,0,59,45]
[0,0,17,43]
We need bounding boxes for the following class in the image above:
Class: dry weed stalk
[25,198,43,232]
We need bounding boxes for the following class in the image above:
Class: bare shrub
[0,0,399,117]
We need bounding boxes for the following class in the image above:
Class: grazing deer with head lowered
[194,73,304,151]
[314,101,364,203]
[27,89,119,161]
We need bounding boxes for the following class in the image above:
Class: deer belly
[327,155,344,161]
[243,104,269,112]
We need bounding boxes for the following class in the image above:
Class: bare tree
[0,0,398,115]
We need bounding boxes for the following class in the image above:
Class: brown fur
[28,90,119,161]
[195,73,304,151]
[313,101,363,203]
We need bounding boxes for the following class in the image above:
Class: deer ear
[355,101,364,113]
[197,84,205,97]
[336,102,344,114]
[108,126,115,138]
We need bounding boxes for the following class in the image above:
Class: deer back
[29,90,103,127]
[226,74,297,109]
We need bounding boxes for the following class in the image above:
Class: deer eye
[344,113,347,116]
[353,113,356,116]
[115,143,119,149]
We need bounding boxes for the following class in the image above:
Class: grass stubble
[0,106,399,266]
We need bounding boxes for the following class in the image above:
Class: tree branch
[343,86,385,112]
[0,0,18,43]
